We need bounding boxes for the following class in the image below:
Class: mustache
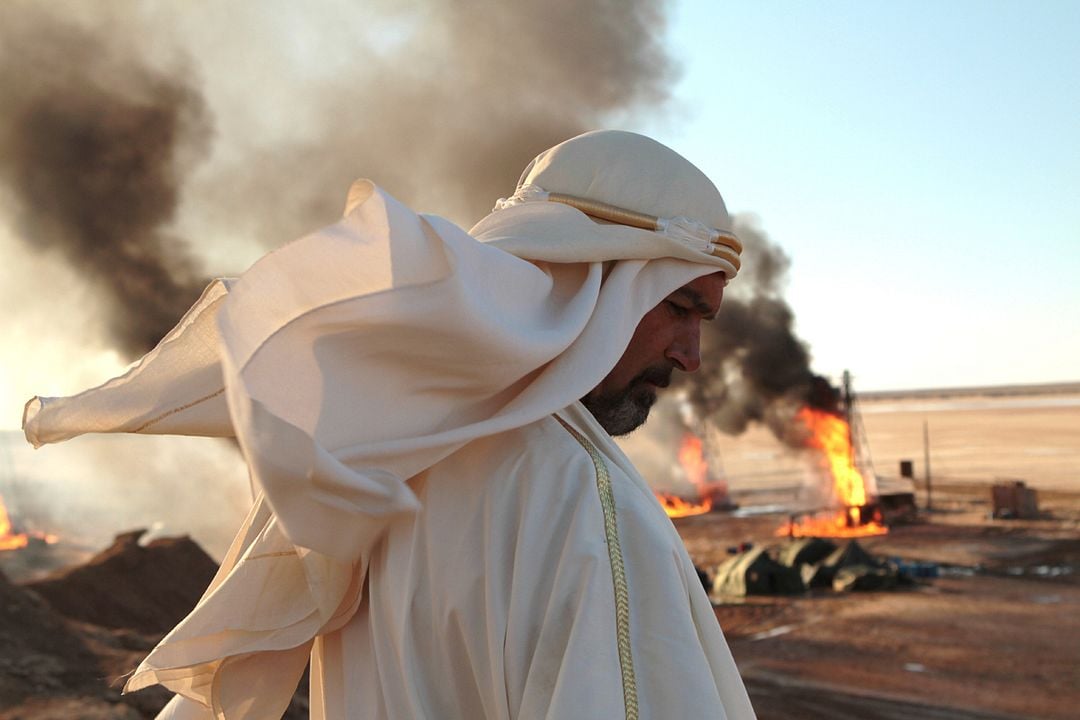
[634,366,673,389]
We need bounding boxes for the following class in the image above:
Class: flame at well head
[0,495,30,551]
[799,407,867,508]
[777,407,887,538]
[656,433,727,518]
[0,493,58,551]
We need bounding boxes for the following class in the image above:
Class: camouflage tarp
[712,547,805,597]
[776,537,837,568]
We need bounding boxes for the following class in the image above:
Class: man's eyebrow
[670,287,719,320]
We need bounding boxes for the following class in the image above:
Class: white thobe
[155,403,756,719]
[307,403,755,719]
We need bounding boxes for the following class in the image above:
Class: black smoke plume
[678,217,840,445]
[196,0,678,244]
[0,2,677,356]
[0,6,212,357]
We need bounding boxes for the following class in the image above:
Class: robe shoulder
[349,412,757,719]
[407,413,620,598]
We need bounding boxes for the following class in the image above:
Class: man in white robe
[24,130,757,719]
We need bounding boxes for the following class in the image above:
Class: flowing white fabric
[153,404,756,720]
[23,179,748,717]
[309,403,755,719]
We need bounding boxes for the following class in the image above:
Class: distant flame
[777,407,887,538]
[0,495,29,551]
[657,491,713,518]
[0,493,58,551]
[657,433,726,518]
[678,434,708,487]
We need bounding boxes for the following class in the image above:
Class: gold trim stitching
[244,550,297,561]
[555,416,639,720]
[132,387,226,433]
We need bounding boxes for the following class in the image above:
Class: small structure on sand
[992,480,1040,520]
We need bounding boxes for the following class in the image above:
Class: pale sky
[654,0,1080,391]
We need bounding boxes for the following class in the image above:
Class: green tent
[803,540,899,591]
[712,547,806,597]
[801,562,829,588]
[823,539,883,570]
[833,565,899,592]
[776,537,837,568]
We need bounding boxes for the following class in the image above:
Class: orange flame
[777,407,887,538]
[775,508,887,538]
[657,491,713,518]
[0,495,30,551]
[657,433,726,518]
[678,434,709,487]
[0,493,58,551]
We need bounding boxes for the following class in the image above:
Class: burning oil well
[639,218,893,540]
[655,430,734,519]
[649,377,889,540]
[0,493,55,552]
[774,374,887,539]
[0,487,93,583]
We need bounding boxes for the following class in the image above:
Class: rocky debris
[0,531,310,719]
[0,697,144,720]
[0,568,101,708]
[0,552,175,718]
[24,530,217,634]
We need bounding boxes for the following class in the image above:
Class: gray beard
[580,382,657,436]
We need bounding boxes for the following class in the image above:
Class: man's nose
[666,324,702,373]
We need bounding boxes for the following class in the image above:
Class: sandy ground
[669,390,1080,720]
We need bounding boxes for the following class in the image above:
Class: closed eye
[667,301,691,318]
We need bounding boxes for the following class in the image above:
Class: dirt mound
[24,530,217,634]
[2,531,310,719]
[0,568,104,709]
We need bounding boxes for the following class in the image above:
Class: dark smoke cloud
[0,1,826,451]
[197,0,677,245]
[678,217,839,445]
[0,2,680,552]
[0,1,676,355]
[0,5,212,357]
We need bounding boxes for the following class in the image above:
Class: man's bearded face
[582,272,725,435]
